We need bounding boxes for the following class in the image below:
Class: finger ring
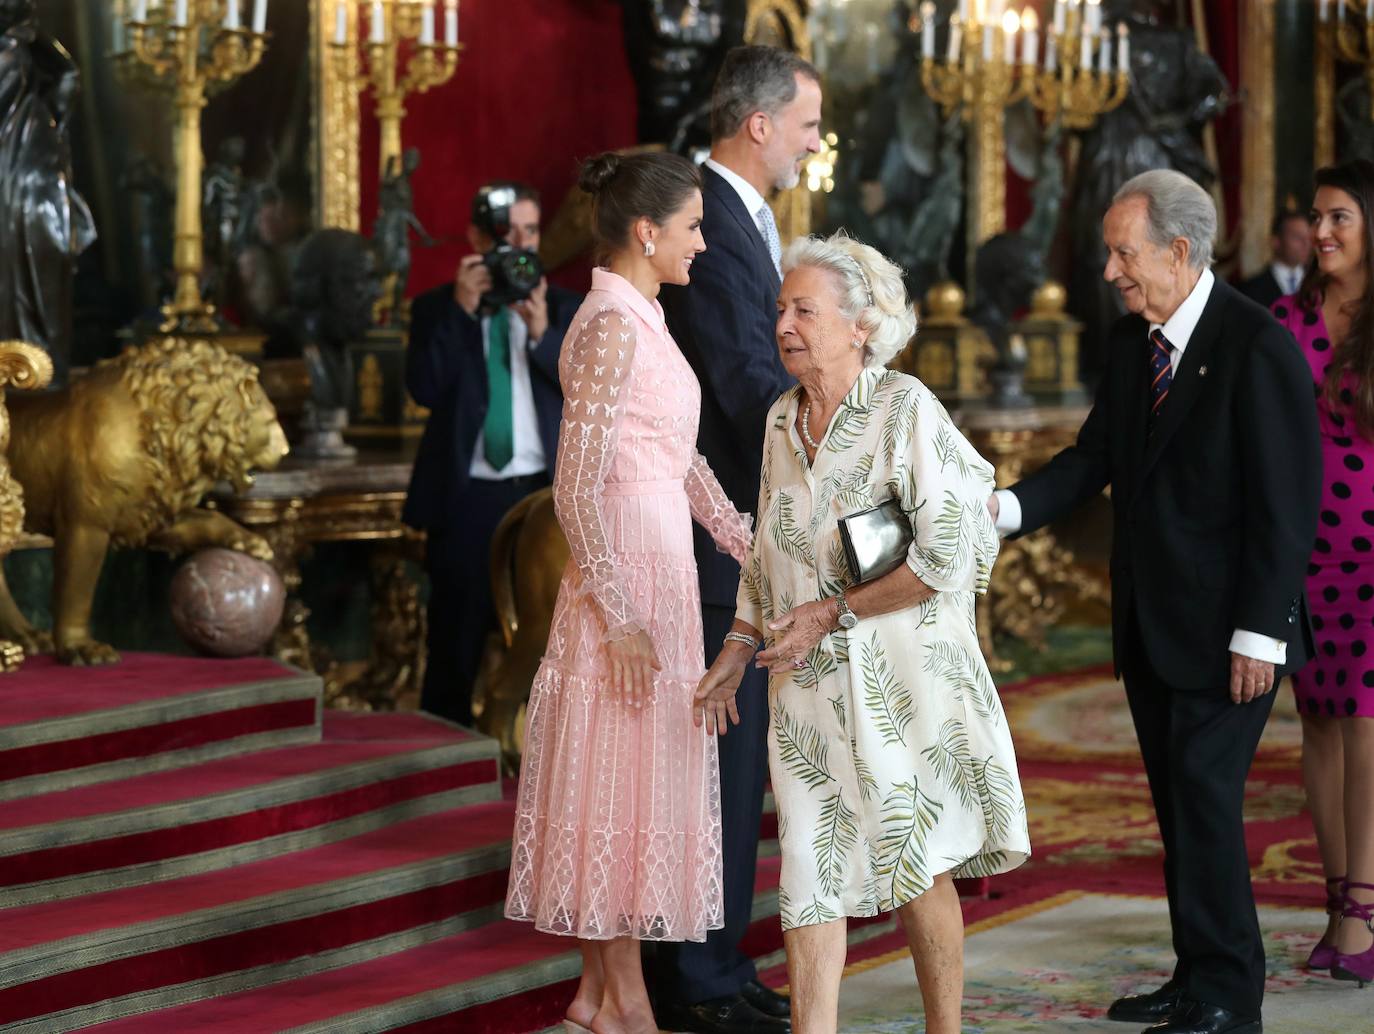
[792,658,806,669]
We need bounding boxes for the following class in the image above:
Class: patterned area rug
[758,660,1337,1032]
[835,893,1360,1033]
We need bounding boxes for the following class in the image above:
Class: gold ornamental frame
[1238,0,1275,279]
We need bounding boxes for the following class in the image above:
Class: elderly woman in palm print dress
[693,232,1030,1034]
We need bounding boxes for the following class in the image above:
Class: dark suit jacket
[1238,268,1283,310]
[661,165,794,607]
[401,280,581,530]
[1010,278,1322,689]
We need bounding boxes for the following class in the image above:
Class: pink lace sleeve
[685,451,753,565]
[552,306,645,641]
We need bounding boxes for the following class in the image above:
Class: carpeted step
[0,711,500,906]
[0,803,518,1031]
[0,654,322,801]
[70,857,798,1034]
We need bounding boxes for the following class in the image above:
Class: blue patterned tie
[1148,329,1172,431]
[755,203,782,279]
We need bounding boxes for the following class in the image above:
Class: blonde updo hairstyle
[782,231,917,368]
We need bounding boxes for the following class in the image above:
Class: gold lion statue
[0,337,288,665]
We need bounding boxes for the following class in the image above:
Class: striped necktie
[1148,328,1173,431]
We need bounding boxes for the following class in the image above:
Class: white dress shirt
[992,268,1286,666]
[704,158,771,234]
[1271,262,1304,298]
[470,307,547,480]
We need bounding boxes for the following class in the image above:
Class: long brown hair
[1303,160,1374,439]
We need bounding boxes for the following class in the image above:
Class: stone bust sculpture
[287,229,382,458]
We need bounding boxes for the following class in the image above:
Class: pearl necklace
[800,401,822,450]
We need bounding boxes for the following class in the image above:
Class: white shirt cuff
[1229,629,1287,665]
[992,489,1023,536]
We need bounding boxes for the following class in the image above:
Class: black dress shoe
[1143,1000,1261,1034]
[1107,980,1184,1023]
[659,993,792,1033]
[740,979,790,1018]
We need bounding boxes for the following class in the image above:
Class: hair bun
[578,153,622,196]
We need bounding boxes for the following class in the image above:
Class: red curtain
[1197,0,1243,262]
[358,0,638,297]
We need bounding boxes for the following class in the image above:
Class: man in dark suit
[403,182,581,726]
[657,45,822,1034]
[991,170,1321,1034]
[1237,210,1312,308]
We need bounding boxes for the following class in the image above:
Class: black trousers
[419,473,548,726]
[1122,618,1274,1019]
[657,602,771,1004]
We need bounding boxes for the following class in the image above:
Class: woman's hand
[693,642,752,735]
[605,630,660,707]
[756,600,837,675]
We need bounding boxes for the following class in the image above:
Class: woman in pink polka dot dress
[1272,159,1374,986]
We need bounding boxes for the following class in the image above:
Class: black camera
[472,182,543,310]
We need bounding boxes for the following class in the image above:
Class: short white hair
[1113,169,1217,270]
[781,231,917,368]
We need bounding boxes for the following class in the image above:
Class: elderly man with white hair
[694,230,1030,1034]
[989,169,1322,1034]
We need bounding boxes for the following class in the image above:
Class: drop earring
[643,240,655,257]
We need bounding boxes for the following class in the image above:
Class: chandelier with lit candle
[329,1,461,181]
[919,0,1130,130]
[112,0,270,331]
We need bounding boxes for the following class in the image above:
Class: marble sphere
[170,548,285,657]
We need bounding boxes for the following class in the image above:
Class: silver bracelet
[723,631,759,650]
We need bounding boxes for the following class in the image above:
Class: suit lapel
[703,167,781,292]
[1136,280,1228,486]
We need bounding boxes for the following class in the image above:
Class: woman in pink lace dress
[504,152,753,1034]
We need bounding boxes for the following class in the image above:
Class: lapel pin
[1198,365,1208,377]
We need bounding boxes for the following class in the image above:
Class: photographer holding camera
[403,181,582,726]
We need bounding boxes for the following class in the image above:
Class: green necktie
[483,308,514,470]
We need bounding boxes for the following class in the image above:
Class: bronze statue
[0,338,287,665]
[202,137,247,314]
[1069,0,1227,380]
[374,148,432,326]
[283,228,382,457]
[0,0,95,388]
[619,0,745,151]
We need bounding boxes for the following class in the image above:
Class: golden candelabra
[918,0,1129,281]
[329,1,461,182]
[113,0,269,333]
[1318,0,1374,165]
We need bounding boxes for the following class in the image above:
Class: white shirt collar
[1149,268,1215,355]
[1271,261,1303,293]
[703,157,768,221]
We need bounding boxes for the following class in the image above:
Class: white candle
[958,0,969,21]
[948,16,963,62]
[252,0,267,33]
[1320,0,1330,21]
[1087,0,1101,33]
[1097,29,1110,71]
[920,2,935,59]
[1339,0,1347,24]
[225,0,240,29]
[983,23,993,61]
[989,0,1004,24]
[1117,22,1129,71]
[133,0,148,22]
[334,1,347,43]
[1052,0,1065,35]
[445,0,458,46]
[173,0,188,26]
[1045,33,1058,72]
[1367,0,1372,22]
[371,0,384,42]
[420,1,434,44]
[1022,8,1039,65]
[1002,10,1018,64]
[1080,26,1091,69]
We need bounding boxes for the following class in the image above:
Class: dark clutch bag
[837,498,915,585]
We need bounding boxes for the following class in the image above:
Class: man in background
[1238,209,1312,308]
[403,182,580,726]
